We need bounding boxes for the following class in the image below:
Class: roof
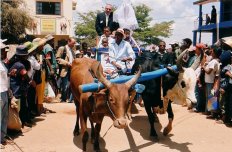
[193,0,219,5]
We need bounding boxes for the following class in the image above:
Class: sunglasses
[106,8,112,11]
[159,45,165,47]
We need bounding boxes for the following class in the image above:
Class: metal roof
[193,0,219,5]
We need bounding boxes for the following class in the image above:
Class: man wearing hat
[190,43,207,113]
[9,45,34,128]
[43,34,58,96]
[0,39,10,146]
[219,50,232,124]
[24,41,43,117]
[108,28,136,74]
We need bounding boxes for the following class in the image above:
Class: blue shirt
[10,61,30,98]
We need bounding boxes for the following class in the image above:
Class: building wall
[221,1,232,22]
[24,0,74,36]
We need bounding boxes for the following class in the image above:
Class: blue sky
[74,0,220,47]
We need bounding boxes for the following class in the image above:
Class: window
[36,2,61,15]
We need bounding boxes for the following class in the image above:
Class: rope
[5,135,24,152]
[102,124,114,138]
[106,99,117,120]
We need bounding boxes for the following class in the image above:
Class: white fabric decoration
[113,0,139,30]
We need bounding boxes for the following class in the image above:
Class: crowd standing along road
[3,102,232,152]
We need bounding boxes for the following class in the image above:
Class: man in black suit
[211,5,217,24]
[95,4,119,36]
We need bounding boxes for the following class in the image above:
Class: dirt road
[3,102,232,152]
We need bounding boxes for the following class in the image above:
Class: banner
[41,18,56,34]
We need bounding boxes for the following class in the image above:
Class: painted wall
[24,0,74,36]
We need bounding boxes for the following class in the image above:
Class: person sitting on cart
[108,28,136,74]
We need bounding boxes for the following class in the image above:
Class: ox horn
[125,66,142,89]
[176,49,188,72]
[96,63,112,88]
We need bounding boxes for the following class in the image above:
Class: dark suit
[95,12,119,36]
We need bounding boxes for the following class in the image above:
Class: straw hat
[44,34,54,42]
[115,28,125,38]
[0,39,8,49]
[24,41,37,54]
[222,36,232,48]
[26,38,46,54]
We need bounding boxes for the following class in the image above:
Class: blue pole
[80,65,177,93]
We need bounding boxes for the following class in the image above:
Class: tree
[133,4,174,45]
[75,11,99,47]
[1,0,33,43]
[74,4,173,47]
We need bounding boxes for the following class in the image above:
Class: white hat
[222,36,232,48]
[0,39,8,49]
[44,34,54,42]
[169,41,178,45]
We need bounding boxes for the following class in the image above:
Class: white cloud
[76,0,103,13]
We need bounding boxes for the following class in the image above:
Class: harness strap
[91,91,117,120]
[105,92,117,120]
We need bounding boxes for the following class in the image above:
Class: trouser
[225,84,232,122]
[61,74,69,101]
[19,95,30,124]
[36,70,46,113]
[27,86,37,114]
[0,91,8,142]
[195,84,206,112]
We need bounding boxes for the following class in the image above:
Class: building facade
[24,0,77,46]
[193,0,232,45]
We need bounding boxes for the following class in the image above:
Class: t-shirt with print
[205,58,220,83]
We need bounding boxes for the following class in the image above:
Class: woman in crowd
[202,45,222,115]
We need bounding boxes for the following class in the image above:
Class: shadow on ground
[7,117,45,141]
[120,115,192,152]
[73,128,108,152]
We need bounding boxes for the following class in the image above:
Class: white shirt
[105,14,109,26]
[205,58,220,83]
[109,40,136,72]
[28,55,41,78]
[97,35,114,48]
[0,62,9,93]
[66,45,74,64]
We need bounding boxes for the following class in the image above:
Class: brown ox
[70,58,141,152]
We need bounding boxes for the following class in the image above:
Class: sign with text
[41,18,56,34]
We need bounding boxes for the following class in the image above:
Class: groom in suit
[95,4,119,36]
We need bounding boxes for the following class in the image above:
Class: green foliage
[1,0,33,43]
[133,5,174,45]
[75,11,99,47]
[134,4,152,31]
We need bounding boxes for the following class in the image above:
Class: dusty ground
[3,101,232,152]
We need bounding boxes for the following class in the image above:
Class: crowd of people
[1,2,232,149]
[0,35,97,148]
[167,38,232,127]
